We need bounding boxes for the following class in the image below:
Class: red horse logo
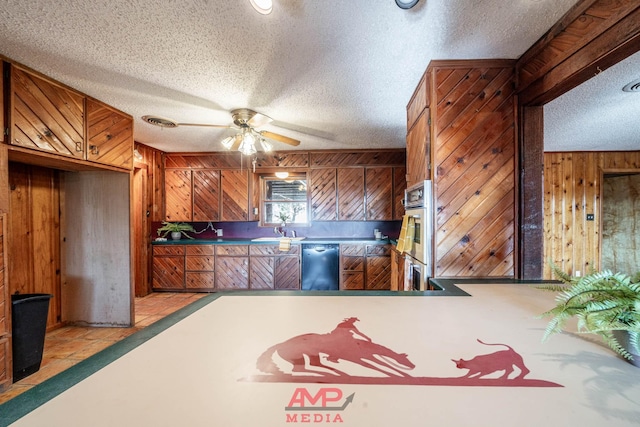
[256,317,415,378]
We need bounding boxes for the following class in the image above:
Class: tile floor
[0,292,206,405]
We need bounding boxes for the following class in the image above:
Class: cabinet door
[152,256,185,290]
[193,170,220,221]
[11,65,85,158]
[250,256,275,289]
[275,256,300,289]
[310,168,337,221]
[216,256,249,289]
[221,170,249,221]
[406,109,429,187]
[393,167,406,220]
[365,167,393,220]
[337,168,364,221]
[86,98,133,169]
[366,257,392,290]
[165,169,192,221]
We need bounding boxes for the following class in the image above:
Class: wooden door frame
[133,163,151,296]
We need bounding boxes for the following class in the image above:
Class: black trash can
[11,293,52,382]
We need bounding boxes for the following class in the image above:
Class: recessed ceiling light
[395,0,420,9]
[622,78,640,93]
[250,0,272,15]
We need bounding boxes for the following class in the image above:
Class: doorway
[133,165,151,296]
[601,172,640,275]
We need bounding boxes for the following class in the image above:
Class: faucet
[274,226,285,237]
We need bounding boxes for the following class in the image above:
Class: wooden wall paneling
[393,167,406,220]
[164,153,243,169]
[86,98,133,170]
[221,169,249,221]
[164,169,192,221]
[254,152,309,168]
[1,62,4,144]
[365,167,393,221]
[430,61,516,278]
[542,151,640,279]
[310,150,405,168]
[193,170,220,221]
[10,65,85,158]
[8,164,61,327]
[310,168,337,221]
[0,213,9,390]
[0,144,9,215]
[337,168,365,221]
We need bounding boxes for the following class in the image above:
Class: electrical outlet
[586,213,594,221]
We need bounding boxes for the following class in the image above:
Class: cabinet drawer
[186,255,214,271]
[250,244,300,255]
[342,256,364,271]
[153,245,185,256]
[186,245,215,256]
[367,244,391,256]
[340,244,365,256]
[186,272,215,289]
[216,245,249,256]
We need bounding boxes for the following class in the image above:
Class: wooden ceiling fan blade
[247,112,273,128]
[260,130,300,146]
[176,122,232,129]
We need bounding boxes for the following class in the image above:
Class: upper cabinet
[4,60,133,171]
[86,98,133,169]
[10,64,85,159]
[405,71,430,188]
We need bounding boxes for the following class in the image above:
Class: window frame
[259,172,310,227]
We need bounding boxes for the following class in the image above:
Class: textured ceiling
[2,0,625,154]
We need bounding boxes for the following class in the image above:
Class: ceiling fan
[141,108,300,155]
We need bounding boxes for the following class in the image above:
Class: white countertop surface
[7,284,640,426]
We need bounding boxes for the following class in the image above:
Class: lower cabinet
[390,246,406,291]
[152,242,388,292]
[340,243,391,290]
[215,245,250,290]
[152,245,185,290]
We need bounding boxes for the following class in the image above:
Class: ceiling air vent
[622,79,640,93]
[141,115,179,128]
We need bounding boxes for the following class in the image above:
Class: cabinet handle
[89,144,99,155]
[75,141,83,152]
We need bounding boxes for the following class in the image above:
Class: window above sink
[259,173,309,227]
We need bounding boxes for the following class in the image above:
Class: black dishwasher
[301,244,340,290]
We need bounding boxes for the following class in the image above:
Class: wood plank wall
[430,62,516,277]
[543,151,640,279]
[134,142,164,222]
[8,163,61,327]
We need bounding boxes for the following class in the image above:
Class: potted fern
[537,264,640,367]
[156,221,195,240]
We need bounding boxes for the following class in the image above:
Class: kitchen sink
[251,237,306,242]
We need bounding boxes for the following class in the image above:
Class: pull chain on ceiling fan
[142,108,300,155]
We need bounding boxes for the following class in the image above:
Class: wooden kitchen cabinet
[340,244,365,290]
[10,64,85,159]
[215,245,249,289]
[390,245,406,291]
[405,110,430,188]
[164,169,192,221]
[365,167,393,221]
[249,244,300,290]
[193,170,220,222]
[152,245,185,290]
[337,168,365,221]
[366,244,391,290]
[393,166,406,220]
[310,168,337,221]
[221,170,249,221]
[185,245,215,290]
[86,98,133,169]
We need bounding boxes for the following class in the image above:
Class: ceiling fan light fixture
[259,138,273,153]
[221,136,235,150]
[395,0,419,9]
[250,0,272,15]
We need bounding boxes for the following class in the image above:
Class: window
[261,173,308,225]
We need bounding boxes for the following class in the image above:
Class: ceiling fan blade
[247,112,273,128]
[260,130,300,146]
[230,134,242,151]
[176,122,232,129]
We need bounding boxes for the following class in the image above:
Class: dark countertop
[152,237,391,245]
